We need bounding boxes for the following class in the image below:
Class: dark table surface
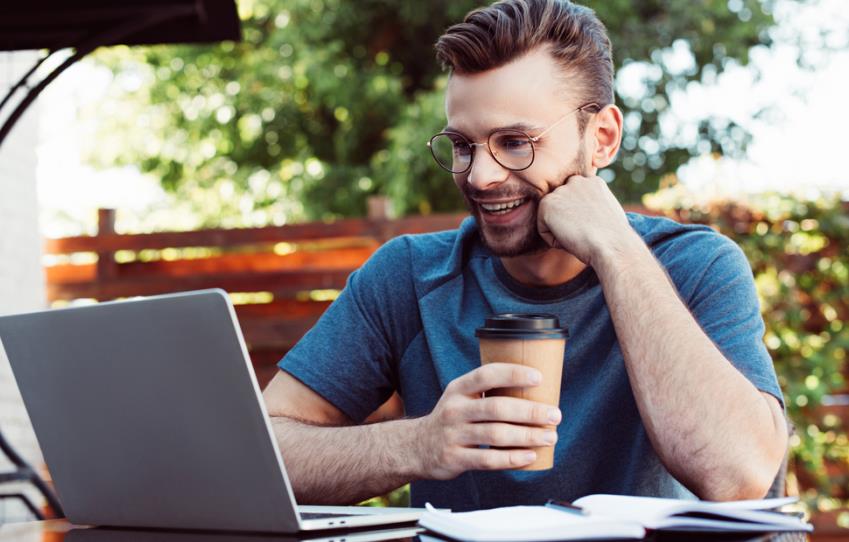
[0,519,810,542]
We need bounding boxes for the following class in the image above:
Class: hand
[536,174,637,265]
[416,363,562,480]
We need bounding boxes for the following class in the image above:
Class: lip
[476,197,532,227]
[473,198,526,204]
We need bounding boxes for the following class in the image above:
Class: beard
[460,147,587,257]
[461,185,548,257]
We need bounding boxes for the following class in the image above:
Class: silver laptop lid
[0,290,300,532]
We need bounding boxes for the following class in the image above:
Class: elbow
[701,469,774,501]
[703,405,790,501]
[698,446,787,501]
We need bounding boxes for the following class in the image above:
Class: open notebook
[418,495,812,541]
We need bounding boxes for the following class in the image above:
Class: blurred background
[37,0,849,232]
[0,0,847,536]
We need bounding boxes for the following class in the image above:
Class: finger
[460,447,537,471]
[452,363,541,396]
[461,422,557,448]
[535,199,562,249]
[469,396,562,426]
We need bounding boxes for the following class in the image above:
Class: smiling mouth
[478,198,527,215]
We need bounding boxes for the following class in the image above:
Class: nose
[465,145,510,191]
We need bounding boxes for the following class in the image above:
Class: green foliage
[360,485,410,508]
[647,193,849,510]
[86,0,780,223]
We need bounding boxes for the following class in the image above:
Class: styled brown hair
[435,0,614,117]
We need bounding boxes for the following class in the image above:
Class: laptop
[0,289,423,532]
[64,525,425,542]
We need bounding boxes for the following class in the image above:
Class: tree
[87,0,781,223]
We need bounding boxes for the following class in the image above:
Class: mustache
[460,183,542,203]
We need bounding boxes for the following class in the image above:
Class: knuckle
[486,399,504,420]
[437,455,457,478]
[507,452,521,467]
[443,447,459,467]
[445,379,460,395]
[474,366,491,387]
[484,424,502,444]
[530,404,547,424]
[465,370,481,391]
[510,365,525,384]
[442,400,464,423]
[509,451,529,467]
[442,425,458,447]
[479,453,500,470]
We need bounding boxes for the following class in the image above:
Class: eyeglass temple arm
[531,102,601,142]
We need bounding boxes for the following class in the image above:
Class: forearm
[593,232,786,500]
[269,415,423,505]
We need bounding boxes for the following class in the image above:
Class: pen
[545,499,587,516]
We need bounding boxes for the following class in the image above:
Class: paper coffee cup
[475,314,568,470]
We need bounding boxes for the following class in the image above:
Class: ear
[589,104,623,169]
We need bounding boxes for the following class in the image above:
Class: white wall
[0,50,48,522]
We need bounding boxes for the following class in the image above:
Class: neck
[500,248,587,287]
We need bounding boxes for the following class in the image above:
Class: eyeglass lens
[430,129,535,173]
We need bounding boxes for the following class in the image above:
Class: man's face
[444,47,590,257]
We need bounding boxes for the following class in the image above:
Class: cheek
[533,143,584,187]
[452,173,467,191]
[517,165,558,194]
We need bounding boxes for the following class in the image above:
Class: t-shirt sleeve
[682,236,785,409]
[277,236,419,423]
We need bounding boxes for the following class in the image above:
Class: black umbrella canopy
[0,0,240,149]
[0,0,241,52]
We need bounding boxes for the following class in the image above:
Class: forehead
[445,47,578,133]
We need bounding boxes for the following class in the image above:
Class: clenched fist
[536,174,638,266]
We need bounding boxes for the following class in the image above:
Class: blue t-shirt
[278,213,782,511]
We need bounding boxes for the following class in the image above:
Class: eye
[492,132,532,155]
[448,135,472,156]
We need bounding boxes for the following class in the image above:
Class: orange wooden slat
[44,208,655,256]
[45,263,96,283]
[44,213,468,254]
[44,219,374,254]
[240,316,318,351]
[235,299,332,320]
[46,269,354,302]
[46,247,377,286]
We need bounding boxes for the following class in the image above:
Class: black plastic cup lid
[475,313,569,340]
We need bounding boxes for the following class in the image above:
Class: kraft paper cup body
[476,315,567,471]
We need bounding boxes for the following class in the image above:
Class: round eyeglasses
[427,103,600,174]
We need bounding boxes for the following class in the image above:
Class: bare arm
[267,412,422,503]
[593,233,787,500]
[263,366,561,504]
[538,174,787,501]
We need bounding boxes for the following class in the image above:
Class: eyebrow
[442,121,543,135]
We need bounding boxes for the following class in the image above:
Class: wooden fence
[44,202,466,388]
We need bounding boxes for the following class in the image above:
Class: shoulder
[628,211,740,262]
[627,212,750,301]
[384,216,482,296]
[352,216,481,298]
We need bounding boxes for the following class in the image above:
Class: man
[263,0,787,511]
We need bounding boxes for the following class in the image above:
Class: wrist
[590,228,647,272]
[385,416,430,481]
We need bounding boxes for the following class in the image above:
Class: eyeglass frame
[427,102,602,174]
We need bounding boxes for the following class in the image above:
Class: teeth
[480,198,525,212]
